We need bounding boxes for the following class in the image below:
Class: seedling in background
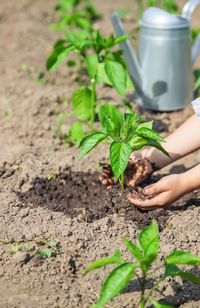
[35,235,59,258]
[194,69,200,97]
[84,221,200,308]
[115,5,131,21]
[80,104,169,189]
[46,29,132,93]
[35,248,53,259]
[35,71,54,85]
[10,242,19,254]
[47,30,134,143]
[21,63,31,73]
[2,96,13,121]
[0,234,10,244]
[50,0,100,31]
[47,172,58,180]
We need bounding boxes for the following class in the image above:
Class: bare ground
[0,0,200,307]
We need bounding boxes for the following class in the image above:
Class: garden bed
[0,0,200,307]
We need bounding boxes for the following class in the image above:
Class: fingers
[125,159,153,187]
[127,178,170,209]
[127,191,169,210]
[99,165,115,187]
[143,178,166,196]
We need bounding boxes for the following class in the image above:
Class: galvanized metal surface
[110,0,200,111]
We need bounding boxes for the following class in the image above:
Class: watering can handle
[182,0,200,20]
[182,0,200,64]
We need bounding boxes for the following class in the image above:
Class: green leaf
[165,251,200,266]
[124,113,141,139]
[113,34,131,45]
[76,30,90,41]
[46,44,75,71]
[98,104,123,131]
[49,236,57,247]
[194,76,200,91]
[103,113,118,136]
[148,296,175,308]
[137,127,165,142]
[67,59,77,67]
[128,135,149,151]
[121,237,142,263]
[136,120,153,130]
[85,54,99,78]
[164,264,200,284]
[79,39,94,51]
[105,33,115,48]
[92,30,105,53]
[96,263,136,307]
[71,121,85,146]
[83,250,123,277]
[139,221,159,271]
[76,16,92,29]
[53,39,66,50]
[56,112,72,138]
[126,72,134,90]
[80,131,107,158]
[110,142,131,180]
[43,248,52,258]
[96,63,113,86]
[105,60,127,97]
[147,140,170,158]
[66,29,76,42]
[11,242,19,253]
[35,251,45,258]
[72,87,92,122]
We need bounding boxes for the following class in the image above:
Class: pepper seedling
[83,221,200,308]
[50,0,100,31]
[80,104,169,189]
[47,30,134,143]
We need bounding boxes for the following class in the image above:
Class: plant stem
[89,78,96,131]
[145,276,164,302]
[119,172,124,190]
[78,51,84,85]
[148,265,164,277]
[140,270,146,308]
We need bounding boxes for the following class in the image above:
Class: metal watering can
[110,0,200,111]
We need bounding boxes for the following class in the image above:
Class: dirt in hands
[17,167,168,230]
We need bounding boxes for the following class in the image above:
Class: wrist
[139,146,171,170]
[183,164,200,193]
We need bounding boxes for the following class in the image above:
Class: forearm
[182,164,200,194]
[144,114,200,169]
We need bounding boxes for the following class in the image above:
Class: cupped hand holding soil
[99,155,153,188]
[127,164,200,210]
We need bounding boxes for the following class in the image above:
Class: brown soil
[16,168,168,229]
[0,0,200,307]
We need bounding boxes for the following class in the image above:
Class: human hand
[99,154,153,188]
[127,173,187,210]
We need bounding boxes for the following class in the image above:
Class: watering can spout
[110,13,143,94]
[182,0,200,64]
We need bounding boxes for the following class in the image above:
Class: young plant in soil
[47,30,133,144]
[80,104,169,189]
[50,0,100,31]
[83,221,200,308]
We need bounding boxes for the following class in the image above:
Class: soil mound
[17,167,168,230]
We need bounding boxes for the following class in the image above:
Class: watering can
[110,0,200,111]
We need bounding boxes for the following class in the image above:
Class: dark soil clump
[17,167,168,230]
